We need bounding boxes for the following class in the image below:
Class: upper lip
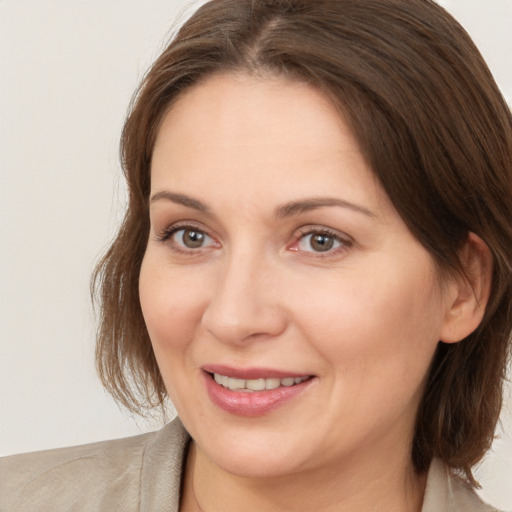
[202,364,312,380]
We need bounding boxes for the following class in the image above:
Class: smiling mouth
[204,369,315,416]
[211,373,311,392]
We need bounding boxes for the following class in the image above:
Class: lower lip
[203,372,314,417]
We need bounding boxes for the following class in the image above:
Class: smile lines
[212,373,310,392]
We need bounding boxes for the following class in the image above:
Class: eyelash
[156,223,218,254]
[156,223,353,257]
[291,227,353,257]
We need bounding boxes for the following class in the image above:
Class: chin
[207,445,305,479]
[192,423,314,479]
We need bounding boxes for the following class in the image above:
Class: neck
[180,441,427,512]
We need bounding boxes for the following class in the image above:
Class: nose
[200,251,287,345]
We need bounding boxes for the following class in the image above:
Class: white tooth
[246,378,266,391]
[265,378,280,390]
[228,378,246,390]
[214,373,308,391]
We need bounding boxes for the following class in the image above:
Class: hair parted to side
[92,0,512,484]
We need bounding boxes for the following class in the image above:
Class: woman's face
[140,73,453,479]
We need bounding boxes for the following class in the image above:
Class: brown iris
[310,234,335,252]
[181,229,206,248]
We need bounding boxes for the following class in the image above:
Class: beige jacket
[0,417,501,511]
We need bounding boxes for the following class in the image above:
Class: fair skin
[139,73,489,512]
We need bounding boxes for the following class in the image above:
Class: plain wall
[1,1,511,509]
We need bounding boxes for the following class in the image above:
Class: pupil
[311,234,334,252]
[183,230,204,248]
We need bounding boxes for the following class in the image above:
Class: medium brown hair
[92,0,512,483]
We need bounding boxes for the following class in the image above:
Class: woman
[2,0,511,510]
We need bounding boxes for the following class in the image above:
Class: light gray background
[1,1,511,509]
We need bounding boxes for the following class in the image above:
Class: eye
[175,228,211,248]
[295,229,352,254]
[158,225,217,252]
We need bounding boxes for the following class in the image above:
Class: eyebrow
[150,191,211,213]
[274,197,376,219]
[150,191,375,219]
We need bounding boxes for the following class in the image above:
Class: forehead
[153,73,353,157]
[150,73,388,218]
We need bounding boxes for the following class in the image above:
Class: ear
[440,232,493,344]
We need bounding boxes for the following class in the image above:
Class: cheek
[290,261,443,387]
[139,254,207,353]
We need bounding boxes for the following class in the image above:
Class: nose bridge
[201,244,285,344]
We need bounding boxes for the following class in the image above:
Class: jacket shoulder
[0,430,156,512]
[450,476,503,512]
[423,459,503,512]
